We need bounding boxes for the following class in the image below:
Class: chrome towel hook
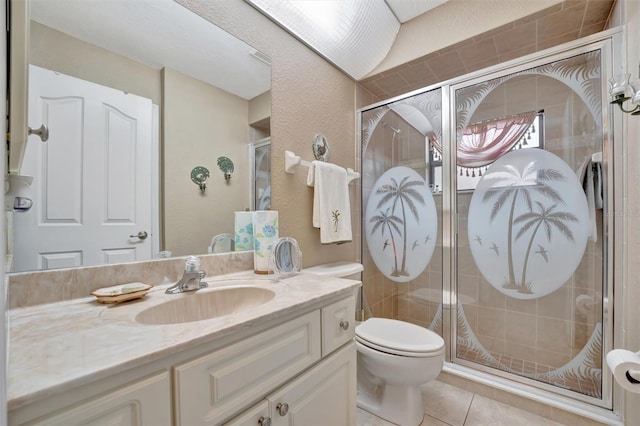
[28,124,49,142]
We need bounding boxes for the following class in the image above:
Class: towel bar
[284,150,360,184]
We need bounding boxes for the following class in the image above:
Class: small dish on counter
[91,282,153,304]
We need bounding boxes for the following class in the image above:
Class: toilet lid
[355,318,444,355]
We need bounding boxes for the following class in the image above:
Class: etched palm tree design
[376,176,425,276]
[369,208,402,276]
[513,201,577,294]
[481,161,565,290]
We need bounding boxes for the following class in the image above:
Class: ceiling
[29,0,272,100]
[385,0,450,23]
[29,0,615,102]
[245,0,450,80]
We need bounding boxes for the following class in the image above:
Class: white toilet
[304,262,445,426]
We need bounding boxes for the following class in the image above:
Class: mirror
[9,0,271,272]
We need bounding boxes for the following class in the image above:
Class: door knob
[340,320,350,330]
[130,231,148,240]
[28,124,49,142]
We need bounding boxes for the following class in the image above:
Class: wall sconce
[190,166,209,193]
[609,72,640,115]
[217,156,234,183]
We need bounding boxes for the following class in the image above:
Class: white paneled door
[13,65,153,272]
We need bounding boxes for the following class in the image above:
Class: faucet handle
[185,256,201,272]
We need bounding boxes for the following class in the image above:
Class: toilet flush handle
[339,320,350,330]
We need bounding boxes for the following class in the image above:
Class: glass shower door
[360,87,444,338]
[453,49,608,405]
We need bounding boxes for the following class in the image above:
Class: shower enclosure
[359,33,618,414]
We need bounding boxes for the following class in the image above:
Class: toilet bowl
[356,318,444,426]
[304,262,445,426]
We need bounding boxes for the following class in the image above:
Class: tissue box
[253,210,278,274]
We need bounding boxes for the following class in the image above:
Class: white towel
[577,155,599,242]
[585,162,598,242]
[307,161,352,244]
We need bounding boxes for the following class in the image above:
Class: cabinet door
[174,310,321,425]
[25,371,171,426]
[268,342,356,426]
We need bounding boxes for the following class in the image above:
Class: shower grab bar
[284,150,360,184]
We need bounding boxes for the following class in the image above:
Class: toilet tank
[304,261,363,280]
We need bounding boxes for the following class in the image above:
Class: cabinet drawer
[24,371,171,426]
[174,310,321,425]
[321,296,356,356]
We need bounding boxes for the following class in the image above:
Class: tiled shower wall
[359,0,615,101]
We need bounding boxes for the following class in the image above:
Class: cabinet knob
[339,320,350,330]
[276,402,289,416]
[258,416,271,426]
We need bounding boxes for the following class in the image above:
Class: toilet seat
[355,318,444,357]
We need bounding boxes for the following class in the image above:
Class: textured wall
[177,0,359,268]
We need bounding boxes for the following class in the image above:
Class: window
[429,111,543,192]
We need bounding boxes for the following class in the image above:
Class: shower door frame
[443,33,620,415]
[357,28,624,422]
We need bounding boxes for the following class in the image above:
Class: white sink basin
[135,286,276,325]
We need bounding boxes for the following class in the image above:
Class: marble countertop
[7,270,360,411]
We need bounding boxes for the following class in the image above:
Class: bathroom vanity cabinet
[221,297,357,426]
[8,288,357,426]
[224,344,355,426]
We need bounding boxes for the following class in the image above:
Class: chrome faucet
[209,233,235,253]
[166,256,208,294]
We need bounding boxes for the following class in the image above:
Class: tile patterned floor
[357,380,566,426]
